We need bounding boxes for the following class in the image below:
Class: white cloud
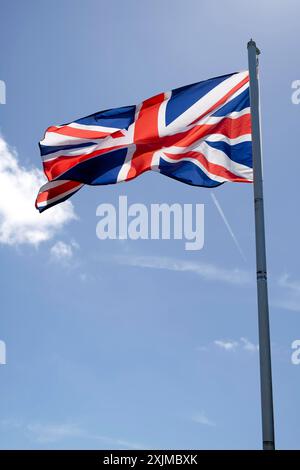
[91,434,145,450]
[240,337,258,352]
[192,412,215,427]
[274,299,300,313]
[115,255,251,286]
[1,419,145,449]
[78,272,95,283]
[26,423,83,443]
[278,273,300,294]
[213,337,258,352]
[0,135,76,246]
[50,240,79,263]
[0,418,22,429]
[27,423,144,449]
[276,273,300,312]
[214,340,239,351]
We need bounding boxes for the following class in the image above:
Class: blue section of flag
[73,105,136,130]
[206,140,252,168]
[57,148,129,185]
[159,158,222,188]
[165,73,235,126]
[212,87,250,116]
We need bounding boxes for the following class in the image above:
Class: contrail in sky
[210,192,247,262]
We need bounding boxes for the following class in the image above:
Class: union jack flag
[36,71,252,212]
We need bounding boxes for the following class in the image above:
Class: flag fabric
[35,71,252,212]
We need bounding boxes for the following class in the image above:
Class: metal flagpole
[247,39,275,450]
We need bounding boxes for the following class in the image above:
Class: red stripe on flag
[126,92,166,179]
[46,126,122,140]
[131,114,251,151]
[133,93,165,144]
[35,180,81,205]
[126,148,154,180]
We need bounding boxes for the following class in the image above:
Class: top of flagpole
[247,38,261,55]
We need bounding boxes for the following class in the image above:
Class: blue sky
[0,0,299,450]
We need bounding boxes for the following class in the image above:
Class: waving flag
[35,71,252,212]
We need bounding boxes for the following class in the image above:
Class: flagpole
[247,39,275,450]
